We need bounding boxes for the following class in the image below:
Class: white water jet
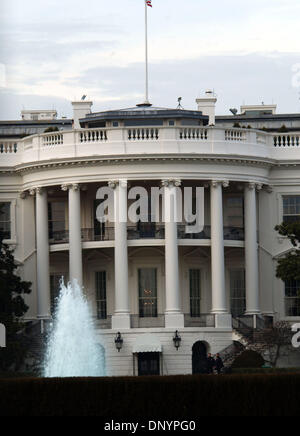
[44,280,106,377]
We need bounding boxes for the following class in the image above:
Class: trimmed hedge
[0,374,300,416]
[231,368,300,375]
[232,350,265,369]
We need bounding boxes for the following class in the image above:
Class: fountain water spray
[44,280,106,377]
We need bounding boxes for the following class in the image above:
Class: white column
[210,181,231,328]
[34,187,51,319]
[62,184,83,287]
[111,180,130,330]
[163,180,184,329]
[244,182,261,316]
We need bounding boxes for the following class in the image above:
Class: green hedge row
[231,368,300,374]
[0,374,300,416]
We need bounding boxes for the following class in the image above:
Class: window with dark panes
[230,270,246,318]
[283,196,300,223]
[138,268,157,318]
[285,279,300,317]
[225,196,244,228]
[96,271,107,320]
[94,199,107,240]
[0,202,11,239]
[48,202,66,240]
[189,269,201,317]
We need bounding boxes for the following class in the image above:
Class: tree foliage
[232,350,264,369]
[275,222,300,282]
[0,214,32,370]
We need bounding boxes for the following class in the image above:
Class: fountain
[44,280,106,377]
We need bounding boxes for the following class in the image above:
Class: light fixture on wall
[173,330,181,351]
[115,332,123,352]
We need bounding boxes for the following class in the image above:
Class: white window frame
[132,260,163,317]
[0,199,16,244]
[95,270,107,320]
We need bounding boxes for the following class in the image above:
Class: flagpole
[144,0,150,105]
[137,1,151,107]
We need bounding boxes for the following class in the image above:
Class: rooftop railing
[2,126,300,167]
[0,141,18,154]
[273,133,300,147]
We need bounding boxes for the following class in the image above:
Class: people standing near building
[207,353,215,374]
[215,354,224,375]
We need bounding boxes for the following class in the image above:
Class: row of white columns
[210,181,261,328]
[32,180,261,329]
[32,184,83,319]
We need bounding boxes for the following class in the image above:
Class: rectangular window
[96,271,107,320]
[189,269,201,317]
[230,270,246,318]
[225,196,244,228]
[94,200,106,240]
[285,279,300,317]
[138,268,157,318]
[48,202,66,240]
[283,196,300,223]
[0,202,11,239]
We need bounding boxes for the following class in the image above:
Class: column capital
[29,187,45,196]
[265,185,273,194]
[246,182,263,191]
[108,179,128,190]
[61,183,81,192]
[211,180,229,188]
[108,180,118,190]
[20,190,28,199]
[161,179,181,188]
[246,182,257,190]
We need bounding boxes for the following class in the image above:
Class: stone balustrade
[0,141,18,154]
[273,133,300,147]
[1,126,300,167]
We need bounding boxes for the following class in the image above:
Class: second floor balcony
[48,224,245,245]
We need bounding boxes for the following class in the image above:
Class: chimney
[71,100,93,129]
[196,90,217,125]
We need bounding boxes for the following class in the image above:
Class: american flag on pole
[146,0,152,7]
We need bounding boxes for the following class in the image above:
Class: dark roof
[80,105,208,124]
[0,119,72,126]
[0,119,72,139]
[216,113,300,122]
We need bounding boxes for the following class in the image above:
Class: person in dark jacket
[215,353,224,375]
[207,353,215,374]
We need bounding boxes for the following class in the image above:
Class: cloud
[1,0,300,119]
[1,52,300,120]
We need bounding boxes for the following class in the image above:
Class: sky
[0,0,300,120]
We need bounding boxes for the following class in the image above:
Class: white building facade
[1,97,300,375]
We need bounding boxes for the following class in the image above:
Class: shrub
[0,375,300,416]
[232,368,300,375]
[232,350,265,369]
[44,127,59,133]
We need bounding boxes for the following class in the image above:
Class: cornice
[0,153,276,175]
